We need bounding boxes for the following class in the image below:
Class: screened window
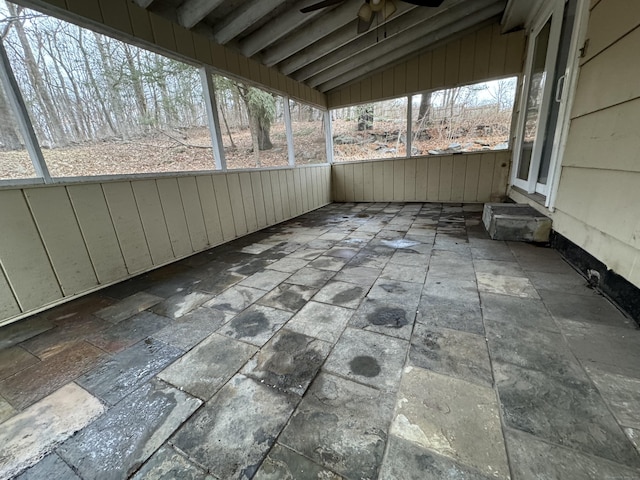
[1,1,214,177]
[214,75,288,169]
[411,77,517,156]
[289,99,326,164]
[332,98,408,162]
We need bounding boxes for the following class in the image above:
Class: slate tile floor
[1,202,640,479]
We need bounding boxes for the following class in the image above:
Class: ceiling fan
[301,0,446,34]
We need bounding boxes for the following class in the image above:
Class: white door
[512,0,579,196]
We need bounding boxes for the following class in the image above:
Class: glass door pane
[517,18,552,181]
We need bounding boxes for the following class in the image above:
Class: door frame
[510,0,565,194]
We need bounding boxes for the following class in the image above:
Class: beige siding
[327,24,525,107]
[32,0,326,108]
[332,151,511,203]
[0,165,331,327]
[552,1,640,288]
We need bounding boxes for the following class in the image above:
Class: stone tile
[0,383,104,479]
[625,427,640,453]
[95,292,163,323]
[144,272,201,299]
[77,338,182,406]
[470,245,515,262]
[473,258,523,276]
[0,341,104,410]
[409,323,492,387]
[131,446,212,480]
[285,267,335,288]
[242,329,331,396]
[380,262,427,284]
[88,311,171,353]
[417,279,483,334]
[219,304,292,347]
[0,316,54,350]
[265,257,310,273]
[254,443,342,480]
[427,249,475,279]
[15,453,81,480]
[539,288,635,328]
[479,292,559,332]
[346,252,390,269]
[42,293,115,324]
[313,281,368,309]
[285,301,353,343]
[324,328,408,392]
[558,319,640,379]
[0,346,39,380]
[239,269,291,291]
[380,435,496,480]
[159,333,256,400]
[257,283,317,313]
[279,373,394,480]
[0,395,16,423]
[172,374,297,479]
[150,290,213,319]
[476,272,540,299]
[349,297,416,340]
[20,315,109,359]
[494,362,640,467]
[152,306,234,351]
[287,248,326,260]
[391,367,509,479]
[194,270,245,295]
[308,255,349,271]
[506,428,640,480]
[585,365,640,429]
[333,265,381,287]
[241,242,275,255]
[202,285,267,313]
[485,318,586,381]
[324,246,359,259]
[528,270,595,296]
[367,278,423,306]
[388,251,431,267]
[58,380,201,480]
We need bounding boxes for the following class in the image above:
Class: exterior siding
[552,0,640,288]
[331,151,511,203]
[0,165,332,326]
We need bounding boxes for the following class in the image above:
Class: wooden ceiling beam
[177,0,226,29]
[213,0,288,45]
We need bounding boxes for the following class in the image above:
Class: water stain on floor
[369,307,407,328]
[350,356,381,377]
[232,311,269,337]
[332,287,363,305]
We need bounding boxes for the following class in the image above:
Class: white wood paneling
[25,187,98,295]
[68,183,128,284]
[131,180,174,264]
[0,267,20,319]
[157,178,193,257]
[103,182,153,274]
[212,174,237,241]
[196,175,224,246]
[0,190,62,310]
[178,177,209,251]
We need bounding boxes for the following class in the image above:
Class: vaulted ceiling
[134,0,509,94]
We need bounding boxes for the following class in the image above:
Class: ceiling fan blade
[402,0,445,7]
[357,3,375,33]
[300,0,345,13]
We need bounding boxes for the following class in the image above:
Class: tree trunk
[0,91,22,150]
[8,4,67,146]
[357,105,373,131]
[418,91,431,122]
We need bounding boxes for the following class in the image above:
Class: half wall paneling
[0,165,331,326]
[332,151,511,203]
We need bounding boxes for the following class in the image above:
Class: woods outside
[0,1,514,180]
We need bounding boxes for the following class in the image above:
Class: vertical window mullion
[200,66,226,171]
[324,110,334,164]
[406,95,412,158]
[284,96,295,167]
[0,39,51,182]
